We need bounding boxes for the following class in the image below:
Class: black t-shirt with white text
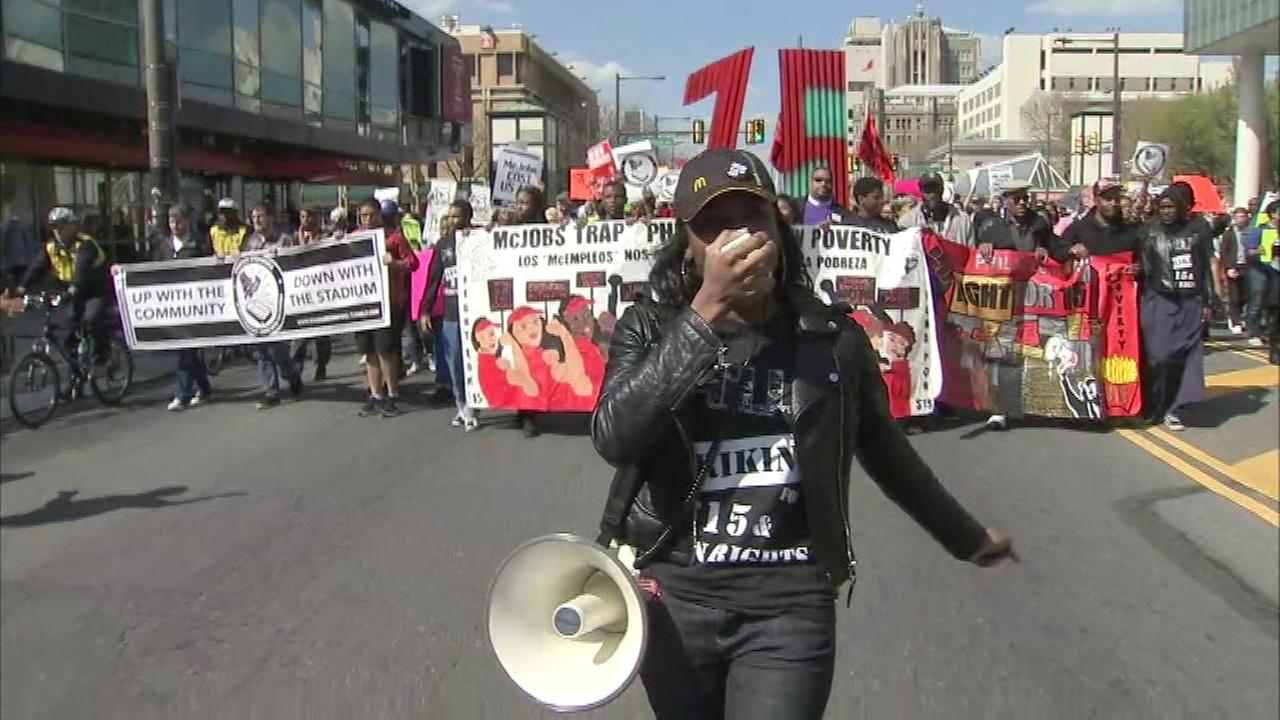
[647,309,836,616]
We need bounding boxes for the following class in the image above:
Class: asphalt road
[2,341,1276,719]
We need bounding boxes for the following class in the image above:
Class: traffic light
[1073,135,1084,154]
[743,118,765,144]
[692,119,706,144]
[891,154,900,173]
[752,118,766,144]
[1087,132,1100,155]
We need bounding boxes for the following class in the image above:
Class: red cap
[509,306,542,324]
[564,295,592,314]
[475,318,496,334]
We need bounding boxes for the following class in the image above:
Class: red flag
[857,111,895,183]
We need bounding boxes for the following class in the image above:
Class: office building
[956,32,1232,143]
[1184,0,1279,205]
[438,18,599,200]
[0,0,468,259]
[843,8,982,169]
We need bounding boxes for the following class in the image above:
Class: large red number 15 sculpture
[684,48,849,206]
[683,48,754,150]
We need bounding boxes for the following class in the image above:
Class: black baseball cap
[918,172,945,191]
[674,148,776,222]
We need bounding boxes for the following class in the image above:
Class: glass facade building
[0,0,467,266]
[1184,0,1280,54]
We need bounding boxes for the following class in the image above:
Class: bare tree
[1021,91,1087,176]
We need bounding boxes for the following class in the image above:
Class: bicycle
[6,293,134,428]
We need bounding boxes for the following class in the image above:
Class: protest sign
[456,220,674,411]
[424,180,458,245]
[922,235,1141,420]
[469,184,494,226]
[987,164,1014,198]
[798,225,941,417]
[114,231,391,351]
[1130,141,1168,179]
[493,146,543,206]
[587,141,616,179]
[569,168,596,201]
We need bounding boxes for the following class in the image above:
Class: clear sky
[407,0,1244,161]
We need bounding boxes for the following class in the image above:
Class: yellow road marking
[1116,429,1279,526]
[1205,340,1271,363]
[1148,427,1279,501]
[1233,450,1280,501]
[1204,364,1280,398]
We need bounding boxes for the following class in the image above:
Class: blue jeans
[440,319,469,416]
[403,319,424,366]
[639,590,836,719]
[174,349,211,402]
[432,317,452,388]
[255,342,299,398]
[1246,264,1270,337]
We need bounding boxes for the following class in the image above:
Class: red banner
[441,44,471,123]
[1093,254,1143,417]
[922,234,1141,420]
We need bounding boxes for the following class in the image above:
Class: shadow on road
[1,470,35,485]
[1181,388,1271,429]
[0,486,247,528]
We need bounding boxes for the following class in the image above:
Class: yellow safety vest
[45,233,104,283]
[401,215,422,250]
[210,225,247,257]
[1261,226,1277,265]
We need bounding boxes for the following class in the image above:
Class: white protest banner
[456,219,673,412]
[113,231,391,351]
[469,184,493,226]
[798,225,941,417]
[1130,141,1169,179]
[423,180,458,245]
[374,187,400,203]
[493,146,543,206]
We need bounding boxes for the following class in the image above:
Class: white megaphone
[486,533,648,712]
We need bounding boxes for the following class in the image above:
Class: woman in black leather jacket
[590,148,1015,719]
[1136,188,1214,431]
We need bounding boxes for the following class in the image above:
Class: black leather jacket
[590,287,989,587]
[1137,218,1213,300]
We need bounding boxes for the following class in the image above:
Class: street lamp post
[1054,32,1122,176]
[614,73,666,144]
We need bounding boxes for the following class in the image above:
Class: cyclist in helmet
[13,207,115,374]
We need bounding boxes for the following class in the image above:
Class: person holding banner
[353,199,419,418]
[1050,178,1138,263]
[515,186,546,225]
[243,205,304,410]
[848,177,898,233]
[1137,188,1215,431]
[154,206,215,411]
[511,187,551,438]
[599,181,628,222]
[289,207,333,382]
[423,199,479,432]
[592,148,1015,719]
[900,172,974,246]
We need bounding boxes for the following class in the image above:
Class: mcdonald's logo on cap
[693,177,708,192]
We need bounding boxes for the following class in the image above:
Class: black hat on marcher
[918,172,945,192]
[674,148,776,222]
